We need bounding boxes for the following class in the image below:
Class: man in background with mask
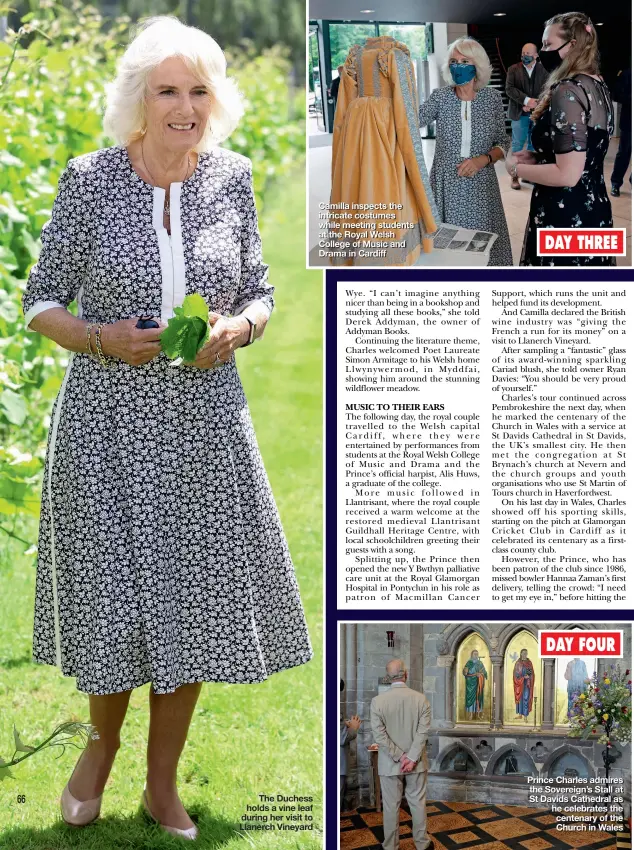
[505,43,548,188]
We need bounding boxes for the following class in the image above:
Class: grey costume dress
[22,145,313,695]
[419,85,513,266]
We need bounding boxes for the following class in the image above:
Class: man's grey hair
[386,659,407,681]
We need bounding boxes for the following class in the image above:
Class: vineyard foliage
[0,1,304,525]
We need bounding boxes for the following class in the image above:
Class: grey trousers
[379,771,431,850]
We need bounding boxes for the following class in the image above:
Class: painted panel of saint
[555,650,597,727]
[464,650,488,718]
[513,649,535,718]
[503,630,542,726]
[455,632,492,724]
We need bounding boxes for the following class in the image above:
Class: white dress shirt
[523,62,535,106]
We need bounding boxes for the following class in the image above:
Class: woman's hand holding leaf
[192,312,250,369]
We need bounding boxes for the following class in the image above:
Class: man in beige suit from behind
[370,659,433,850]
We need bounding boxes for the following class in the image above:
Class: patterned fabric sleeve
[331,45,360,182]
[390,48,439,240]
[549,80,589,154]
[232,160,274,316]
[22,160,91,332]
[418,87,441,126]
[491,88,511,153]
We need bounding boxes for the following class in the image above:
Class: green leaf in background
[0,296,19,324]
[0,151,24,169]
[0,245,18,271]
[0,477,28,517]
[0,765,13,782]
[0,388,27,425]
[13,725,35,754]
[45,50,73,73]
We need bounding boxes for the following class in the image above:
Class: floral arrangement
[568,665,632,748]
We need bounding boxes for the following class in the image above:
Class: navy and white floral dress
[418,85,513,266]
[22,144,313,695]
[521,74,616,266]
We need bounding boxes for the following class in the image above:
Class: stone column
[490,654,504,729]
[541,659,556,730]
[343,624,356,705]
[409,624,425,693]
[436,655,455,728]
[340,624,347,693]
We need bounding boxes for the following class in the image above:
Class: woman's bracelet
[85,322,96,359]
[94,323,109,368]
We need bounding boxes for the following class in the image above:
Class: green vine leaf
[181,293,209,322]
[13,725,35,754]
[160,297,210,364]
[0,388,27,426]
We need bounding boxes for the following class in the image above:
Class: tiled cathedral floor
[340,801,626,850]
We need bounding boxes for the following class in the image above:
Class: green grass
[0,167,323,849]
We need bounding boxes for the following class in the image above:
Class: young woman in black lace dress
[505,12,616,266]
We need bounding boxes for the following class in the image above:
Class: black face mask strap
[542,39,571,58]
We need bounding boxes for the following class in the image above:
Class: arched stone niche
[542,744,592,780]
[437,742,483,775]
[485,744,537,777]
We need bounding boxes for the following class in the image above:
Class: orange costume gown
[330,37,438,266]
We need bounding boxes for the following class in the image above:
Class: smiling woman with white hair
[21,15,312,841]
[418,36,513,265]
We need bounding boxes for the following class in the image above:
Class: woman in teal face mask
[418,36,513,265]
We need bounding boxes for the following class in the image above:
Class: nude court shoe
[141,787,199,841]
[60,782,102,826]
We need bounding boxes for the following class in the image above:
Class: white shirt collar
[390,681,407,687]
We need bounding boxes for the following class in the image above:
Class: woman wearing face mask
[507,12,615,266]
[418,37,512,266]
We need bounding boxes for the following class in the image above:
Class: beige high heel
[60,749,104,826]
[141,787,198,840]
[60,781,102,826]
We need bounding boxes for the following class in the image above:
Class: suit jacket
[340,714,358,776]
[505,61,549,121]
[370,684,431,776]
[614,69,631,128]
